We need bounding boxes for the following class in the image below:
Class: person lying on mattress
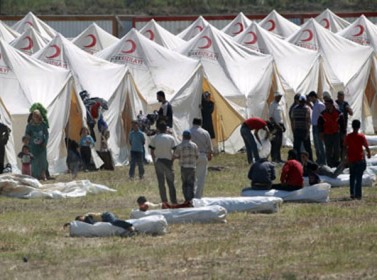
[64,212,135,236]
[272,149,304,191]
[137,196,192,211]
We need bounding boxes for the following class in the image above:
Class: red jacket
[280,159,303,187]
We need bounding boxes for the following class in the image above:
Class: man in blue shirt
[129,120,145,179]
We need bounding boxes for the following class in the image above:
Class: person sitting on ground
[64,212,135,236]
[137,196,162,212]
[272,149,304,191]
[248,158,276,190]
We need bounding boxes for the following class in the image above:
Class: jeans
[349,160,366,199]
[240,124,259,163]
[293,129,313,161]
[154,159,177,204]
[101,212,133,230]
[195,154,208,199]
[323,133,340,167]
[181,167,196,202]
[270,126,283,162]
[129,151,144,178]
[312,126,326,165]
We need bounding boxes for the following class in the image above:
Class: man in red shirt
[344,119,371,200]
[273,149,304,191]
[240,117,269,164]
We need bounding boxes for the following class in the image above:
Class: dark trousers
[0,144,4,173]
[349,160,366,199]
[101,212,133,231]
[129,151,144,178]
[270,127,283,162]
[293,129,313,161]
[272,184,302,192]
[154,159,177,204]
[80,146,92,170]
[181,167,195,202]
[323,133,340,167]
[240,124,259,164]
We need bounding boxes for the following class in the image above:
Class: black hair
[308,91,317,98]
[193,118,202,125]
[137,196,147,205]
[352,119,361,130]
[288,149,297,160]
[157,121,167,132]
[156,90,165,99]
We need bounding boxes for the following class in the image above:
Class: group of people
[242,90,371,200]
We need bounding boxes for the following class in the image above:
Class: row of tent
[0,9,377,174]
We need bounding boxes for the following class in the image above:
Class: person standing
[336,91,353,158]
[25,110,49,180]
[269,92,285,163]
[129,120,145,180]
[79,127,95,171]
[0,119,10,174]
[344,119,371,200]
[18,145,33,176]
[190,118,213,199]
[291,95,313,161]
[240,117,269,164]
[318,98,344,167]
[173,130,199,204]
[156,90,173,129]
[149,122,177,206]
[308,91,326,165]
[200,91,215,139]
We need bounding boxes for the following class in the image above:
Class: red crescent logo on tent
[21,36,34,50]
[321,18,330,29]
[121,39,137,54]
[145,29,155,40]
[25,21,33,26]
[46,44,61,59]
[267,19,276,31]
[195,25,203,32]
[83,34,97,48]
[198,35,212,49]
[301,29,313,42]
[244,31,257,44]
[352,24,365,36]
[233,22,244,35]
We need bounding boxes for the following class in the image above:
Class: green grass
[0,150,377,279]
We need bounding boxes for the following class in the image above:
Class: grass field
[1,150,377,279]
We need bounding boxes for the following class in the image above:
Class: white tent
[33,34,145,165]
[287,18,375,133]
[222,12,252,37]
[139,19,185,50]
[0,38,78,174]
[10,26,50,55]
[12,11,57,40]
[177,24,275,153]
[338,15,377,132]
[0,20,20,43]
[72,23,120,54]
[258,10,299,39]
[177,16,210,41]
[315,9,350,33]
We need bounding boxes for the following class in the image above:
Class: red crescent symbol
[233,22,244,35]
[198,35,212,49]
[267,19,276,31]
[121,39,137,54]
[46,44,61,59]
[352,24,365,36]
[322,18,330,29]
[25,21,33,26]
[83,34,97,48]
[244,31,257,44]
[21,36,34,50]
[301,29,313,42]
[195,25,203,32]
[145,29,155,40]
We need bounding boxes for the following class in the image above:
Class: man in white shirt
[269,92,285,163]
[190,118,213,199]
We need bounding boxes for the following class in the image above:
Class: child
[18,145,33,176]
[129,120,145,179]
[79,127,95,171]
[66,138,81,179]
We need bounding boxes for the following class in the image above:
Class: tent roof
[139,19,185,50]
[315,8,350,33]
[72,22,119,54]
[222,12,252,37]
[12,12,57,40]
[177,16,210,41]
[258,10,299,39]
[10,26,50,55]
[0,20,20,43]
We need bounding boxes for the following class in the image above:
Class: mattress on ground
[69,215,168,237]
[241,183,331,203]
[192,196,283,214]
[304,173,375,187]
[130,205,227,224]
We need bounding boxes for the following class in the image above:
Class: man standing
[149,122,177,207]
[336,91,353,158]
[156,90,173,129]
[344,119,371,200]
[308,91,326,165]
[129,120,145,180]
[240,117,270,164]
[291,95,313,160]
[190,118,213,199]
[318,99,344,167]
[269,92,285,163]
